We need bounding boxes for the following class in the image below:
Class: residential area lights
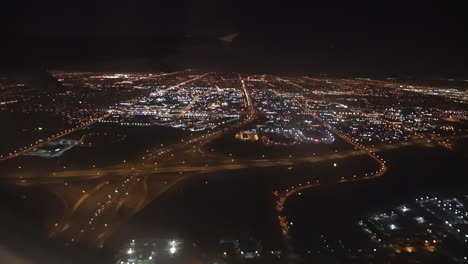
[2,71,466,254]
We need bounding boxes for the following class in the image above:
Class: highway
[0,74,453,248]
[159,73,210,95]
[0,113,110,161]
[18,75,257,246]
[269,77,389,236]
[177,95,200,119]
[4,131,431,245]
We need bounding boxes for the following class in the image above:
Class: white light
[170,246,176,254]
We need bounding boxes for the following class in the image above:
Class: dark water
[287,144,468,251]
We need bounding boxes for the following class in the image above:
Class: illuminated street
[0,71,467,263]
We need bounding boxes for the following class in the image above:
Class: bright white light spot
[170,246,176,254]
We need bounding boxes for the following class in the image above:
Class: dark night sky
[2,0,467,76]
